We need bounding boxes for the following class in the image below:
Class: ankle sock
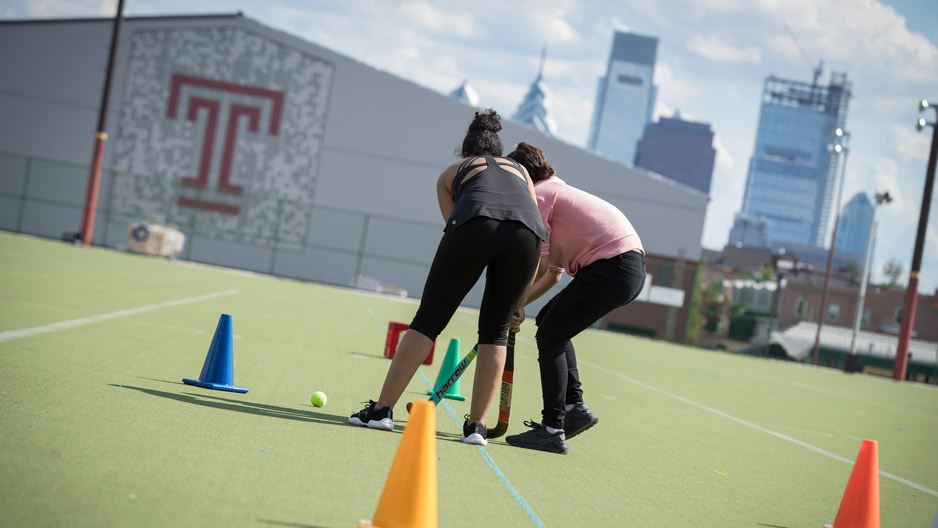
[565,403,575,412]
[546,425,563,435]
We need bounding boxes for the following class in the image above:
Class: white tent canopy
[772,321,937,365]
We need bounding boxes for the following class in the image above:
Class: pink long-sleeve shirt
[534,176,643,276]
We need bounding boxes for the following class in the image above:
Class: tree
[844,260,861,282]
[883,259,903,289]
[761,265,775,281]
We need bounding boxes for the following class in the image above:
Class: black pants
[534,250,646,429]
[410,217,541,346]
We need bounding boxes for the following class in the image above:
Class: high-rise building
[731,73,851,248]
[513,47,556,136]
[835,192,874,262]
[634,113,716,194]
[449,80,479,107]
[728,213,770,248]
[588,31,658,166]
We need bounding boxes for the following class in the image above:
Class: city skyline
[2,0,936,293]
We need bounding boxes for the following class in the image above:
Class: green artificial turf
[1,231,936,527]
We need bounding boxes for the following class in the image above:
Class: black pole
[894,111,938,380]
[80,0,126,246]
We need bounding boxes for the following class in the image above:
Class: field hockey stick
[486,330,515,439]
[406,343,478,414]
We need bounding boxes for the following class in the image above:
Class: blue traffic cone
[183,314,248,393]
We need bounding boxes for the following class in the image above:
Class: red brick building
[601,253,701,342]
[778,277,938,341]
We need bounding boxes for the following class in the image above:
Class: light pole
[849,191,892,355]
[812,128,850,365]
[80,0,125,246]
[894,99,938,380]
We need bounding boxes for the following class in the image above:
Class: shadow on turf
[349,350,384,359]
[257,519,331,528]
[756,524,791,528]
[110,384,353,429]
[113,382,467,440]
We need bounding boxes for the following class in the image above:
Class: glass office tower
[587,31,658,166]
[731,73,851,248]
[835,192,874,258]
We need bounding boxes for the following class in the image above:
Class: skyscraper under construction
[730,72,851,249]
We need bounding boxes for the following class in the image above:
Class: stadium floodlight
[894,98,938,380]
[812,127,851,364]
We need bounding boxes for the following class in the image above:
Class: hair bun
[469,109,502,133]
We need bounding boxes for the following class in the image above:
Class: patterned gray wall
[112,26,333,246]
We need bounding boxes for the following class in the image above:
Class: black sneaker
[505,420,568,454]
[564,402,599,440]
[349,400,393,431]
[461,415,487,446]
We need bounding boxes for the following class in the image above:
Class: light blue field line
[580,358,938,499]
[415,370,548,528]
[356,295,547,527]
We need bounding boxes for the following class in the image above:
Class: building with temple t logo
[0,12,710,345]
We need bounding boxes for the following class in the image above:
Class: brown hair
[506,142,555,182]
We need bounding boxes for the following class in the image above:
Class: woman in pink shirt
[505,142,646,455]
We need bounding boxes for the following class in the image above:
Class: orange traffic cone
[359,400,437,528]
[825,439,880,528]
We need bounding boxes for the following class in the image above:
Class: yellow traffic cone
[359,400,437,528]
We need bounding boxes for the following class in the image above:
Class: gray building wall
[0,14,706,313]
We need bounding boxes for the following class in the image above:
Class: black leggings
[534,250,646,429]
[410,217,541,346]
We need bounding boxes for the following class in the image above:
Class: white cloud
[871,157,910,220]
[686,34,762,64]
[652,101,674,122]
[928,224,938,260]
[653,63,702,103]
[888,124,931,163]
[398,2,478,38]
[16,0,116,17]
[610,18,629,33]
[712,135,736,169]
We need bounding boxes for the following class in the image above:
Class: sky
[3,0,938,294]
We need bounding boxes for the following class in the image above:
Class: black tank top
[444,156,548,241]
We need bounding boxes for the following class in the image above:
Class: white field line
[19,301,207,335]
[0,289,239,343]
[792,380,938,422]
[580,359,938,498]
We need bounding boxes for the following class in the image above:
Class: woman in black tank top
[350,110,545,446]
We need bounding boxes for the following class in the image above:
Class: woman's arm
[509,255,563,332]
[523,255,563,305]
[436,160,462,222]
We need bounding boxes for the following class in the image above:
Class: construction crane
[784,23,823,85]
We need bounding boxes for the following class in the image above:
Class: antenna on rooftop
[783,23,823,85]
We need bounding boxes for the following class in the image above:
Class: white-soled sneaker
[349,400,393,431]
[460,416,487,446]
